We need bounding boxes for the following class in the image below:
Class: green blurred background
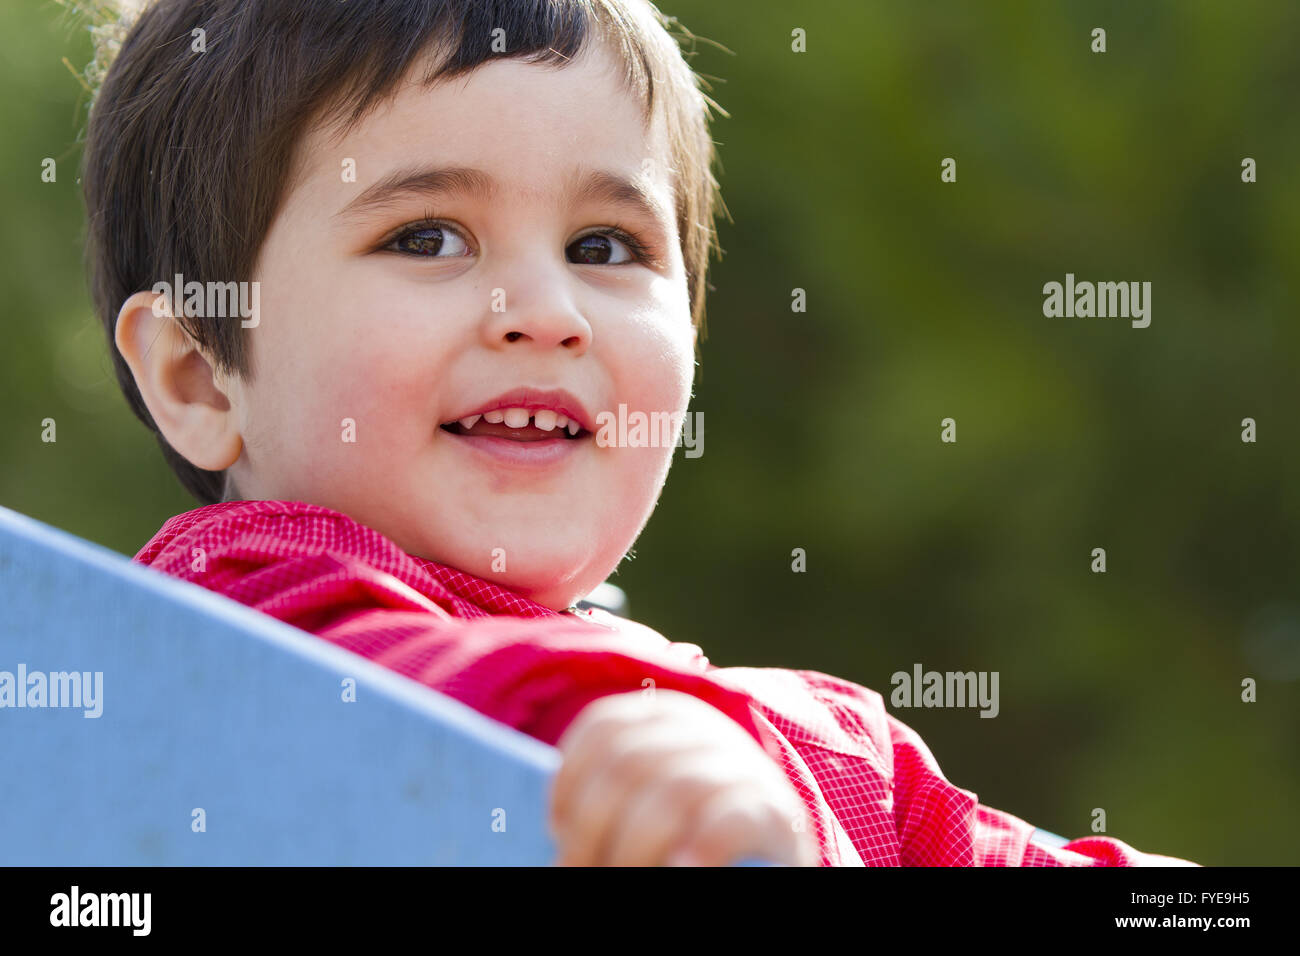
[3,0,1296,864]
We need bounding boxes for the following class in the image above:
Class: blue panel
[0,506,561,865]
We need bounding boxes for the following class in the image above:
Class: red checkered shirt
[134,499,1197,867]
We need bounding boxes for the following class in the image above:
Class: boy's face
[224,44,695,610]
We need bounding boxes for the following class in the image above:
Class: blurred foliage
[2,0,1297,864]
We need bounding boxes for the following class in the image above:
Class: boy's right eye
[385,221,473,258]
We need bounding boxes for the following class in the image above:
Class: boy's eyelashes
[381,219,473,259]
[569,227,653,266]
[371,216,658,267]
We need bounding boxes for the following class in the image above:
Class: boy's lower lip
[441,430,586,467]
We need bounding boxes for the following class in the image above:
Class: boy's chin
[454,538,616,612]
[481,566,600,613]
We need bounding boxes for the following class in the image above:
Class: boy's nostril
[505,331,523,342]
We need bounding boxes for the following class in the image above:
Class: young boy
[83,0,1195,866]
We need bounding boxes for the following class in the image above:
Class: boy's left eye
[386,223,471,258]
[567,230,643,265]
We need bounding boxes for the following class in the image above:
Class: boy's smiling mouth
[440,412,588,441]
[440,386,593,438]
[438,387,594,464]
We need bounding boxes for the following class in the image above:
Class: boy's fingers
[786,806,819,866]
[554,730,713,864]
[549,693,662,826]
[549,722,621,835]
[666,787,781,867]
[600,753,725,866]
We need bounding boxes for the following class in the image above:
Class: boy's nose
[482,297,591,355]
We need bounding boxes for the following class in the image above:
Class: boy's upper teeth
[460,406,584,433]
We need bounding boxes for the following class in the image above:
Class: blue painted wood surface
[0,505,561,865]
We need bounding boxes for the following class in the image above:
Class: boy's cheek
[242,371,419,499]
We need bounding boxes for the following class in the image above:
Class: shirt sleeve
[137,506,768,750]
[314,593,766,749]
[975,802,1200,866]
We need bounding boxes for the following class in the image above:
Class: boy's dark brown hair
[81,0,727,505]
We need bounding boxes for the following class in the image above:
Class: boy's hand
[548,689,818,866]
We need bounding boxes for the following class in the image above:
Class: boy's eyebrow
[334,164,673,229]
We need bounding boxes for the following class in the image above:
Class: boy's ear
[114,290,243,473]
